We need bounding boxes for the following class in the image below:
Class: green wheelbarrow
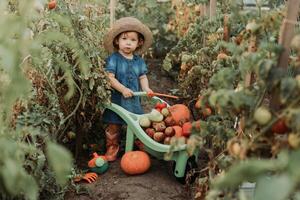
[104,91,198,182]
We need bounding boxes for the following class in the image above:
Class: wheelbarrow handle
[133,91,179,99]
[133,91,148,96]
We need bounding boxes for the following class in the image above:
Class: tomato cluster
[154,102,167,112]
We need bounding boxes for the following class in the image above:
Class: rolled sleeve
[139,60,148,77]
[105,56,117,74]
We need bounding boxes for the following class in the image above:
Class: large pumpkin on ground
[120,151,151,175]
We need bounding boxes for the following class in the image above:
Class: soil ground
[65,59,192,200]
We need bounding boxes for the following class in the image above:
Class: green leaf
[22,175,39,200]
[209,68,238,90]
[46,142,73,186]
[213,159,279,190]
[254,174,295,200]
[289,109,300,131]
[186,136,199,156]
[256,59,274,79]
[287,149,300,179]
[280,77,297,104]
[1,158,38,200]
[293,192,300,200]
[145,0,157,8]
[2,159,19,195]
[209,90,230,107]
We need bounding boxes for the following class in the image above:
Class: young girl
[102,17,153,161]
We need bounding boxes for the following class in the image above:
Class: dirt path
[65,59,190,200]
[67,159,187,200]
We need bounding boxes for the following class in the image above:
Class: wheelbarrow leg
[125,126,135,152]
[174,151,189,178]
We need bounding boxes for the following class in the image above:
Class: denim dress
[102,52,148,125]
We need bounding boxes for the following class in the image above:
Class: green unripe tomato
[254,107,272,125]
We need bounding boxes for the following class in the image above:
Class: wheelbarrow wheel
[172,156,198,184]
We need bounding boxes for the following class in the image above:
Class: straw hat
[104,17,153,54]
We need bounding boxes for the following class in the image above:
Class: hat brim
[104,17,153,54]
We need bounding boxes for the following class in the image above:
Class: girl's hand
[121,87,134,98]
[144,88,154,97]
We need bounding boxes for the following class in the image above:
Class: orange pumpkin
[120,151,151,175]
[172,125,183,138]
[168,104,191,125]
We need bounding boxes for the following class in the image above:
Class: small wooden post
[223,14,230,42]
[271,0,300,110]
[204,3,210,16]
[210,0,217,20]
[237,35,257,135]
[110,0,117,28]
[198,4,207,17]
[277,0,300,68]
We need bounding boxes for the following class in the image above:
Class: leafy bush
[0,0,112,199]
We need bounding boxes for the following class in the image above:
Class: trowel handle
[133,91,179,99]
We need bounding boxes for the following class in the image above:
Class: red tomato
[155,102,161,109]
[155,102,167,109]
[48,0,56,10]
[202,107,212,118]
[161,102,168,109]
[193,120,201,131]
[195,96,203,109]
[195,99,201,109]
[271,118,289,134]
[182,122,192,137]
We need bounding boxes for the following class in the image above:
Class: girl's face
[115,32,141,56]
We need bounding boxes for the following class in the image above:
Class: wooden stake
[223,14,230,42]
[237,35,257,135]
[245,35,257,86]
[210,0,217,20]
[204,3,210,16]
[110,0,117,28]
[199,4,206,17]
[277,0,300,68]
[271,0,300,110]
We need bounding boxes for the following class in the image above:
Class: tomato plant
[0,0,112,199]
[166,0,300,199]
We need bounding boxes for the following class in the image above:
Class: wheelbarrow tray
[104,98,198,178]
